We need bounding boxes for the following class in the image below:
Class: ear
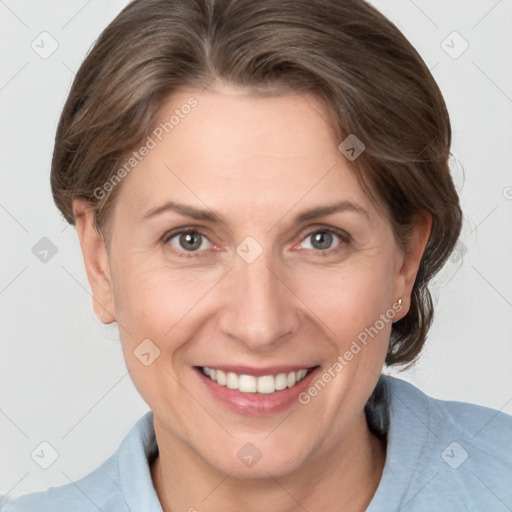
[73,199,116,323]
[393,212,432,319]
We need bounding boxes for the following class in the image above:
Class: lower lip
[195,366,321,416]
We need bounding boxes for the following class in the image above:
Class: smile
[200,366,311,394]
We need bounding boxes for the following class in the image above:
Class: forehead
[113,86,378,224]
[156,86,340,165]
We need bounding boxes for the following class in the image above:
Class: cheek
[110,264,208,404]
[110,255,221,347]
[294,255,395,340]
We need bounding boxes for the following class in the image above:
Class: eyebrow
[143,199,369,224]
[294,200,369,223]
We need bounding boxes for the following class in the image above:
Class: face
[76,85,428,479]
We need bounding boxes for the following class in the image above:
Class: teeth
[239,374,257,393]
[201,367,310,394]
[297,369,307,380]
[216,370,226,385]
[257,375,275,394]
[275,373,288,391]
[226,372,239,390]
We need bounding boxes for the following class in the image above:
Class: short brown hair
[51,0,463,366]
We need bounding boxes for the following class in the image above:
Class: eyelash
[162,226,351,259]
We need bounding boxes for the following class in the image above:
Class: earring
[397,298,402,307]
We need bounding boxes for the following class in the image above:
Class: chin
[213,443,310,480]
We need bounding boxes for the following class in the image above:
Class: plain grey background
[1,0,511,500]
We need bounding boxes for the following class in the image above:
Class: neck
[151,412,386,512]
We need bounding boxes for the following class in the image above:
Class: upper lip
[196,365,318,377]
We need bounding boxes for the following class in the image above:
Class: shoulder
[0,447,127,512]
[371,375,512,511]
[1,411,157,512]
[0,454,125,512]
[384,375,512,452]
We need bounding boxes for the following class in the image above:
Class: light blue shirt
[2,375,511,511]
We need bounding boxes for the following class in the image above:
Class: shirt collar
[117,410,163,511]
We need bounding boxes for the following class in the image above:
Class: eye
[165,229,212,254]
[299,229,347,252]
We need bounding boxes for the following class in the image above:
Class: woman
[3,0,511,510]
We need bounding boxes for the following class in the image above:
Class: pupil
[312,231,332,250]
[180,232,201,251]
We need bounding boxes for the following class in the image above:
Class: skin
[74,84,431,512]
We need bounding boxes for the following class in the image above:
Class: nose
[217,248,300,351]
